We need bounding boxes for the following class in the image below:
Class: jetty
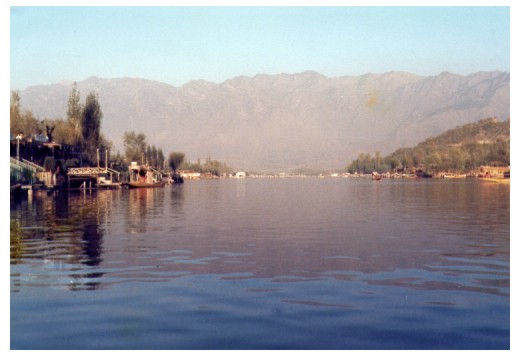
[67,167,122,189]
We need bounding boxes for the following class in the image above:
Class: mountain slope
[17,71,509,171]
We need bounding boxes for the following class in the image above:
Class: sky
[7,2,511,90]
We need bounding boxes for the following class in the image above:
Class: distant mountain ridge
[18,70,509,171]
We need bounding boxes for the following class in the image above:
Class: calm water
[10,178,510,349]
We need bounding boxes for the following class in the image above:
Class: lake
[10,177,510,349]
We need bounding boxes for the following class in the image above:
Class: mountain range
[17,70,510,172]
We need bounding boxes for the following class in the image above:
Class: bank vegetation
[346,117,510,175]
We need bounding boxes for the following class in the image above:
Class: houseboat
[126,162,166,188]
[371,172,382,180]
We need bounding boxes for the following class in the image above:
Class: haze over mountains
[18,71,509,172]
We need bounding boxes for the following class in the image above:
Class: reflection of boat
[480,177,510,184]
[127,181,166,189]
[126,162,166,189]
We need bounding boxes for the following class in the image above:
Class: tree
[146,145,152,165]
[151,145,158,168]
[10,91,21,129]
[123,131,147,163]
[10,90,42,136]
[157,148,165,170]
[66,83,83,145]
[424,152,442,174]
[47,118,70,144]
[374,151,381,171]
[168,152,185,173]
[81,92,103,164]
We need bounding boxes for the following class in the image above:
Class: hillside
[17,71,510,172]
[348,117,510,174]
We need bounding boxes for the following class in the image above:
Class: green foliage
[347,117,510,174]
[44,118,70,144]
[122,131,171,171]
[151,145,158,167]
[65,158,80,168]
[43,156,55,171]
[179,157,234,176]
[10,90,43,137]
[157,149,165,170]
[80,92,103,164]
[168,152,185,173]
[67,83,83,145]
[123,131,147,163]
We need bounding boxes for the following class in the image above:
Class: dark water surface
[10,178,510,349]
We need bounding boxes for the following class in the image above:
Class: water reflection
[11,190,109,290]
[10,179,509,349]
[10,180,509,297]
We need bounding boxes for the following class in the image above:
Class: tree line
[179,157,234,176]
[346,117,510,174]
[11,85,108,166]
[120,130,187,173]
[10,84,191,174]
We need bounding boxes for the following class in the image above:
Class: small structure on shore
[67,167,121,189]
[180,171,201,180]
[478,166,510,179]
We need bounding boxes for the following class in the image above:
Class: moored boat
[126,162,166,189]
[371,172,382,180]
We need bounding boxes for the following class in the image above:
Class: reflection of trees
[10,191,109,291]
[82,222,103,266]
[53,189,70,219]
[169,186,185,216]
[10,219,24,264]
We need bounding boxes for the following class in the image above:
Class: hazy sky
[9,3,510,90]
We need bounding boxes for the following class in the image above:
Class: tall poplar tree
[67,83,83,145]
[123,131,147,163]
[81,92,103,164]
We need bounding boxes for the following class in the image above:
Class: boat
[371,172,382,180]
[126,162,166,189]
[479,169,510,184]
[127,181,166,189]
[441,173,466,179]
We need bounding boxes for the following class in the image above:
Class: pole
[16,134,22,161]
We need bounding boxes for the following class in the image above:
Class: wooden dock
[67,167,122,189]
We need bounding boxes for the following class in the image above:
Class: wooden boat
[127,162,166,189]
[371,172,382,180]
[441,173,466,179]
[479,170,510,184]
[127,181,166,189]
